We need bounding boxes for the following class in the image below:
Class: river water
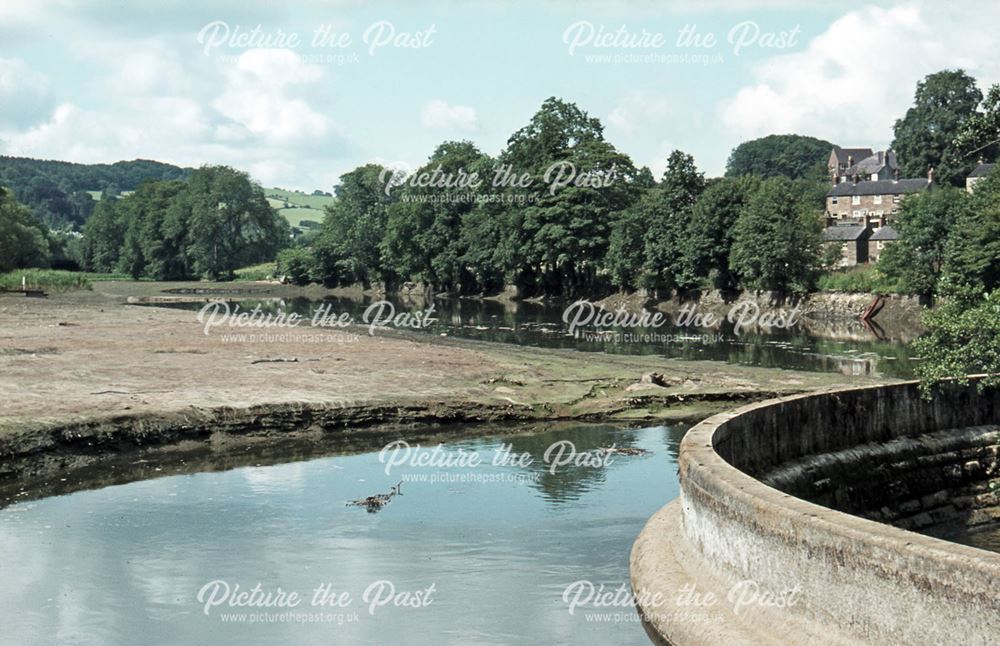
[165,294,918,379]
[0,295,929,644]
[0,423,686,645]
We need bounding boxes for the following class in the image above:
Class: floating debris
[597,447,652,457]
[347,482,403,513]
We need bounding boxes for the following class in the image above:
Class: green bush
[816,265,903,294]
[0,269,92,291]
[277,248,318,285]
[233,262,277,281]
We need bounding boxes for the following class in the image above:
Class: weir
[631,379,1000,646]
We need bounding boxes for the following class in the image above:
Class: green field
[83,186,330,230]
[265,187,333,229]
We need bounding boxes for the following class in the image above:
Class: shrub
[277,248,318,285]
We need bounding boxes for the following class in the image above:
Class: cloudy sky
[1,0,998,190]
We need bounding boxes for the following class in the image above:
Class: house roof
[870,225,899,241]
[823,225,869,241]
[846,150,899,176]
[969,163,996,178]
[828,178,931,197]
[831,146,874,165]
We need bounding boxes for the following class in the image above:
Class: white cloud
[420,99,479,131]
[606,91,675,135]
[719,3,1000,148]
[0,58,54,128]
[213,49,331,143]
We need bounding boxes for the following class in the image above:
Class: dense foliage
[309,98,824,296]
[0,186,55,272]
[915,290,1000,394]
[878,186,968,297]
[729,177,823,293]
[80,166,288,280]
[878,167,1000,299]
[0,156,191,230]
[891,70,984,187]
[724,134,833,181]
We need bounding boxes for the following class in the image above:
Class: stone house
[828,146,873,179]
[822,224,870,268]
[967,160,996,193]
[822,146,934,266]
[832,148,900,184]
[868,225,898,263]
[826,176,931,224]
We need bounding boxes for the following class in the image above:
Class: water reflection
[0,423,686,645]
[161,294,917,378]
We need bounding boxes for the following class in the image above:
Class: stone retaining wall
[631,380,1000,645]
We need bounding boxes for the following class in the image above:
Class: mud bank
[0,284,891,490]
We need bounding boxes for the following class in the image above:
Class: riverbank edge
[115,280,923,326]
[0,390,800,480]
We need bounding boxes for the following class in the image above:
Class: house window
[852,195,861,205]
[831,197,838,205]
[876,241,885,250]
[893,195,901,203]
[873,195,882,205]
[853,210,861,217]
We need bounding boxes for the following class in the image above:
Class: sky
[1,0,999,191]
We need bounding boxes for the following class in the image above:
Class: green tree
[728,177,822,293]
[382,141,493,291]
[954,83,1000,164]
[725,134,833,181]
[878,186,967,297]
[914,290,1000,395]
[641,150,705,292]
[314,164,396,287]
[185,166,289,280]
[0,187,52,272]
[892,70,983,186]
[117,180,188,279]
[485,98,640,295]
[605,195,651,290]
[80,196,126,273]
[940,166,1000,296]
[277,247,319,285]
[678,175,761,290]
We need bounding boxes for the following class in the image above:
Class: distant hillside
[265,187,333,232]
[0,156,192,230]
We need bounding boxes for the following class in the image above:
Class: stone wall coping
[679,381,1000,586]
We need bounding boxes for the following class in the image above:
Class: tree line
[294,98,827,296]
[80,166,288,280]
[0,156,191,230]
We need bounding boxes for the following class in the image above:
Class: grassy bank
[816,266,904,295]
[234,262,278,281]
[0,269,92,291]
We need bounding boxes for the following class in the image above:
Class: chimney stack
[928,166,935,184]
[893,168,900,182]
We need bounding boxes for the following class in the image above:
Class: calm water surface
[0,423,686,645]
[164,294,918,378]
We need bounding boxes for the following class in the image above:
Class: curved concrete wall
[632,380,1000,646]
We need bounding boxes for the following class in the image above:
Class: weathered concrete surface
[632,380,1000,646]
